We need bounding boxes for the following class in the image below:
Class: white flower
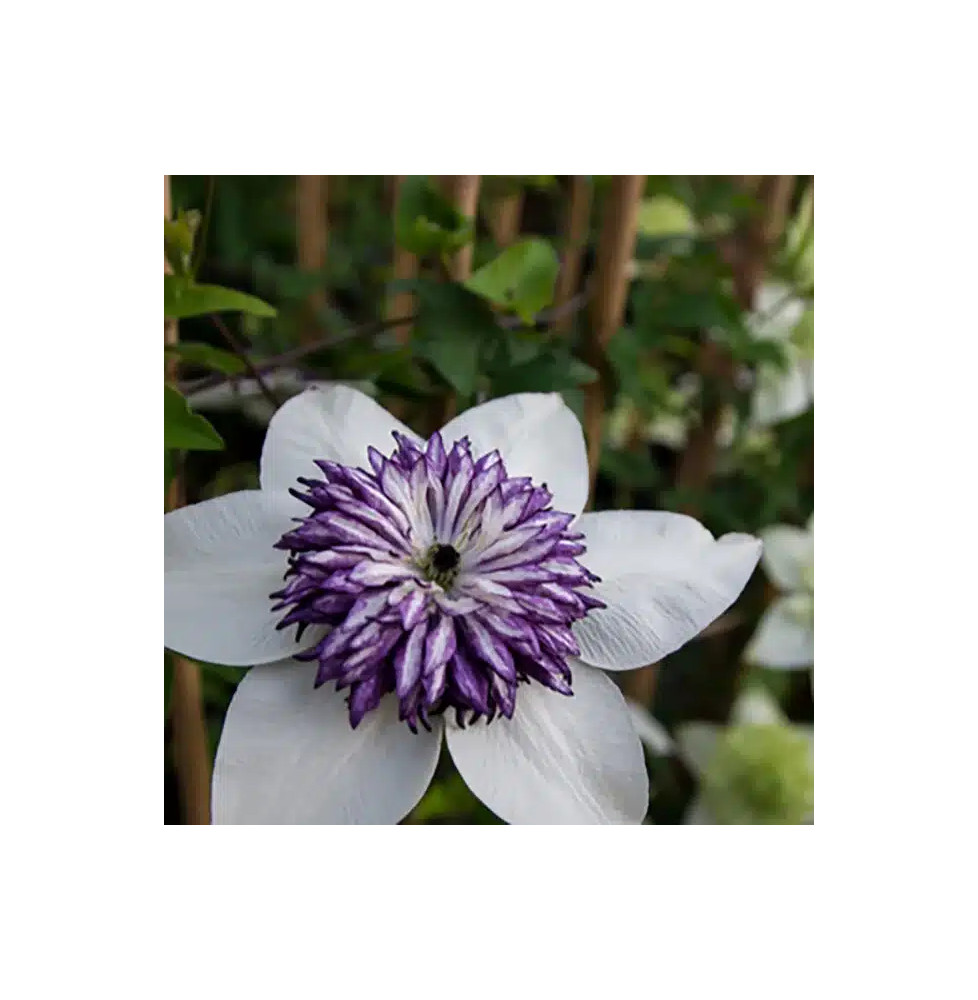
[745,515,814,670]
[677,688,814,824]
[164,385,761,824]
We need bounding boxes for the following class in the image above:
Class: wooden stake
[486,187,523,248]
[387,176,419,345]
[295,175,329,344]
[431,176,482,428]
[582,175,645,504]
[553,176,593,336]
[438,176,481,280]
[164,174,212,825]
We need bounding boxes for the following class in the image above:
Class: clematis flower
[164,386,762,824]
[745,515,814,670]
[675,688,814,824]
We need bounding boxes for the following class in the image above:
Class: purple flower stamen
[272,431,604,731]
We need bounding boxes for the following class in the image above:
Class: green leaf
[164,384,225,451]
[464,238,559,324]
[164,342,246,376]
[599,449,662,490]
[637,196,698,238]
[413,283,500,396]
[395,176,474,257]
[164,275,277,320]
[164,209,201,278]
[490,349,597,395]
[783,183,814,289]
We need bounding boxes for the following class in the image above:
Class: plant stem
[165,174,212,826]
[209,313,281,408]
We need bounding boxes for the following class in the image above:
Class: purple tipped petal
[462,617,517,682]
[425,432,447,475]
[348,560,418,587]
[399,588,429,629]
[424,615,457,674]
[394,620,428,698]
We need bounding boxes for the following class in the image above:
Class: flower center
[271,430,604,732]
[422,543,461,589]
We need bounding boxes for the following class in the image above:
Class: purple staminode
[272,431,604,731]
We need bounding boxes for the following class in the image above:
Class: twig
[209,313,281,408]
[179,312,418,397]
[500,289,590,330]
[164,174,212,826]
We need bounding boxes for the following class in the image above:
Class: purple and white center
[272,430,604,731]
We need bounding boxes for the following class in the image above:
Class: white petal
[760,524,813,592]
[572,511,762,671]
[732,688,786,725]
[749,283,806,342]
[437,393,589,516]
[751,358,812,427]
[165,490,319,666]
[626,699,675,755]
[213,661,443,824]
[676,723,720,777]
[744,596,814,670]
[446,662,648,824]
[260,385,421,499]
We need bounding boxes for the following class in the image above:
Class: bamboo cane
[387,176,419,344]
[295,175,329,344]
[553,176,593,336]
[582,175,646,504]
[486,185,523,248]
[431,176,482,428]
